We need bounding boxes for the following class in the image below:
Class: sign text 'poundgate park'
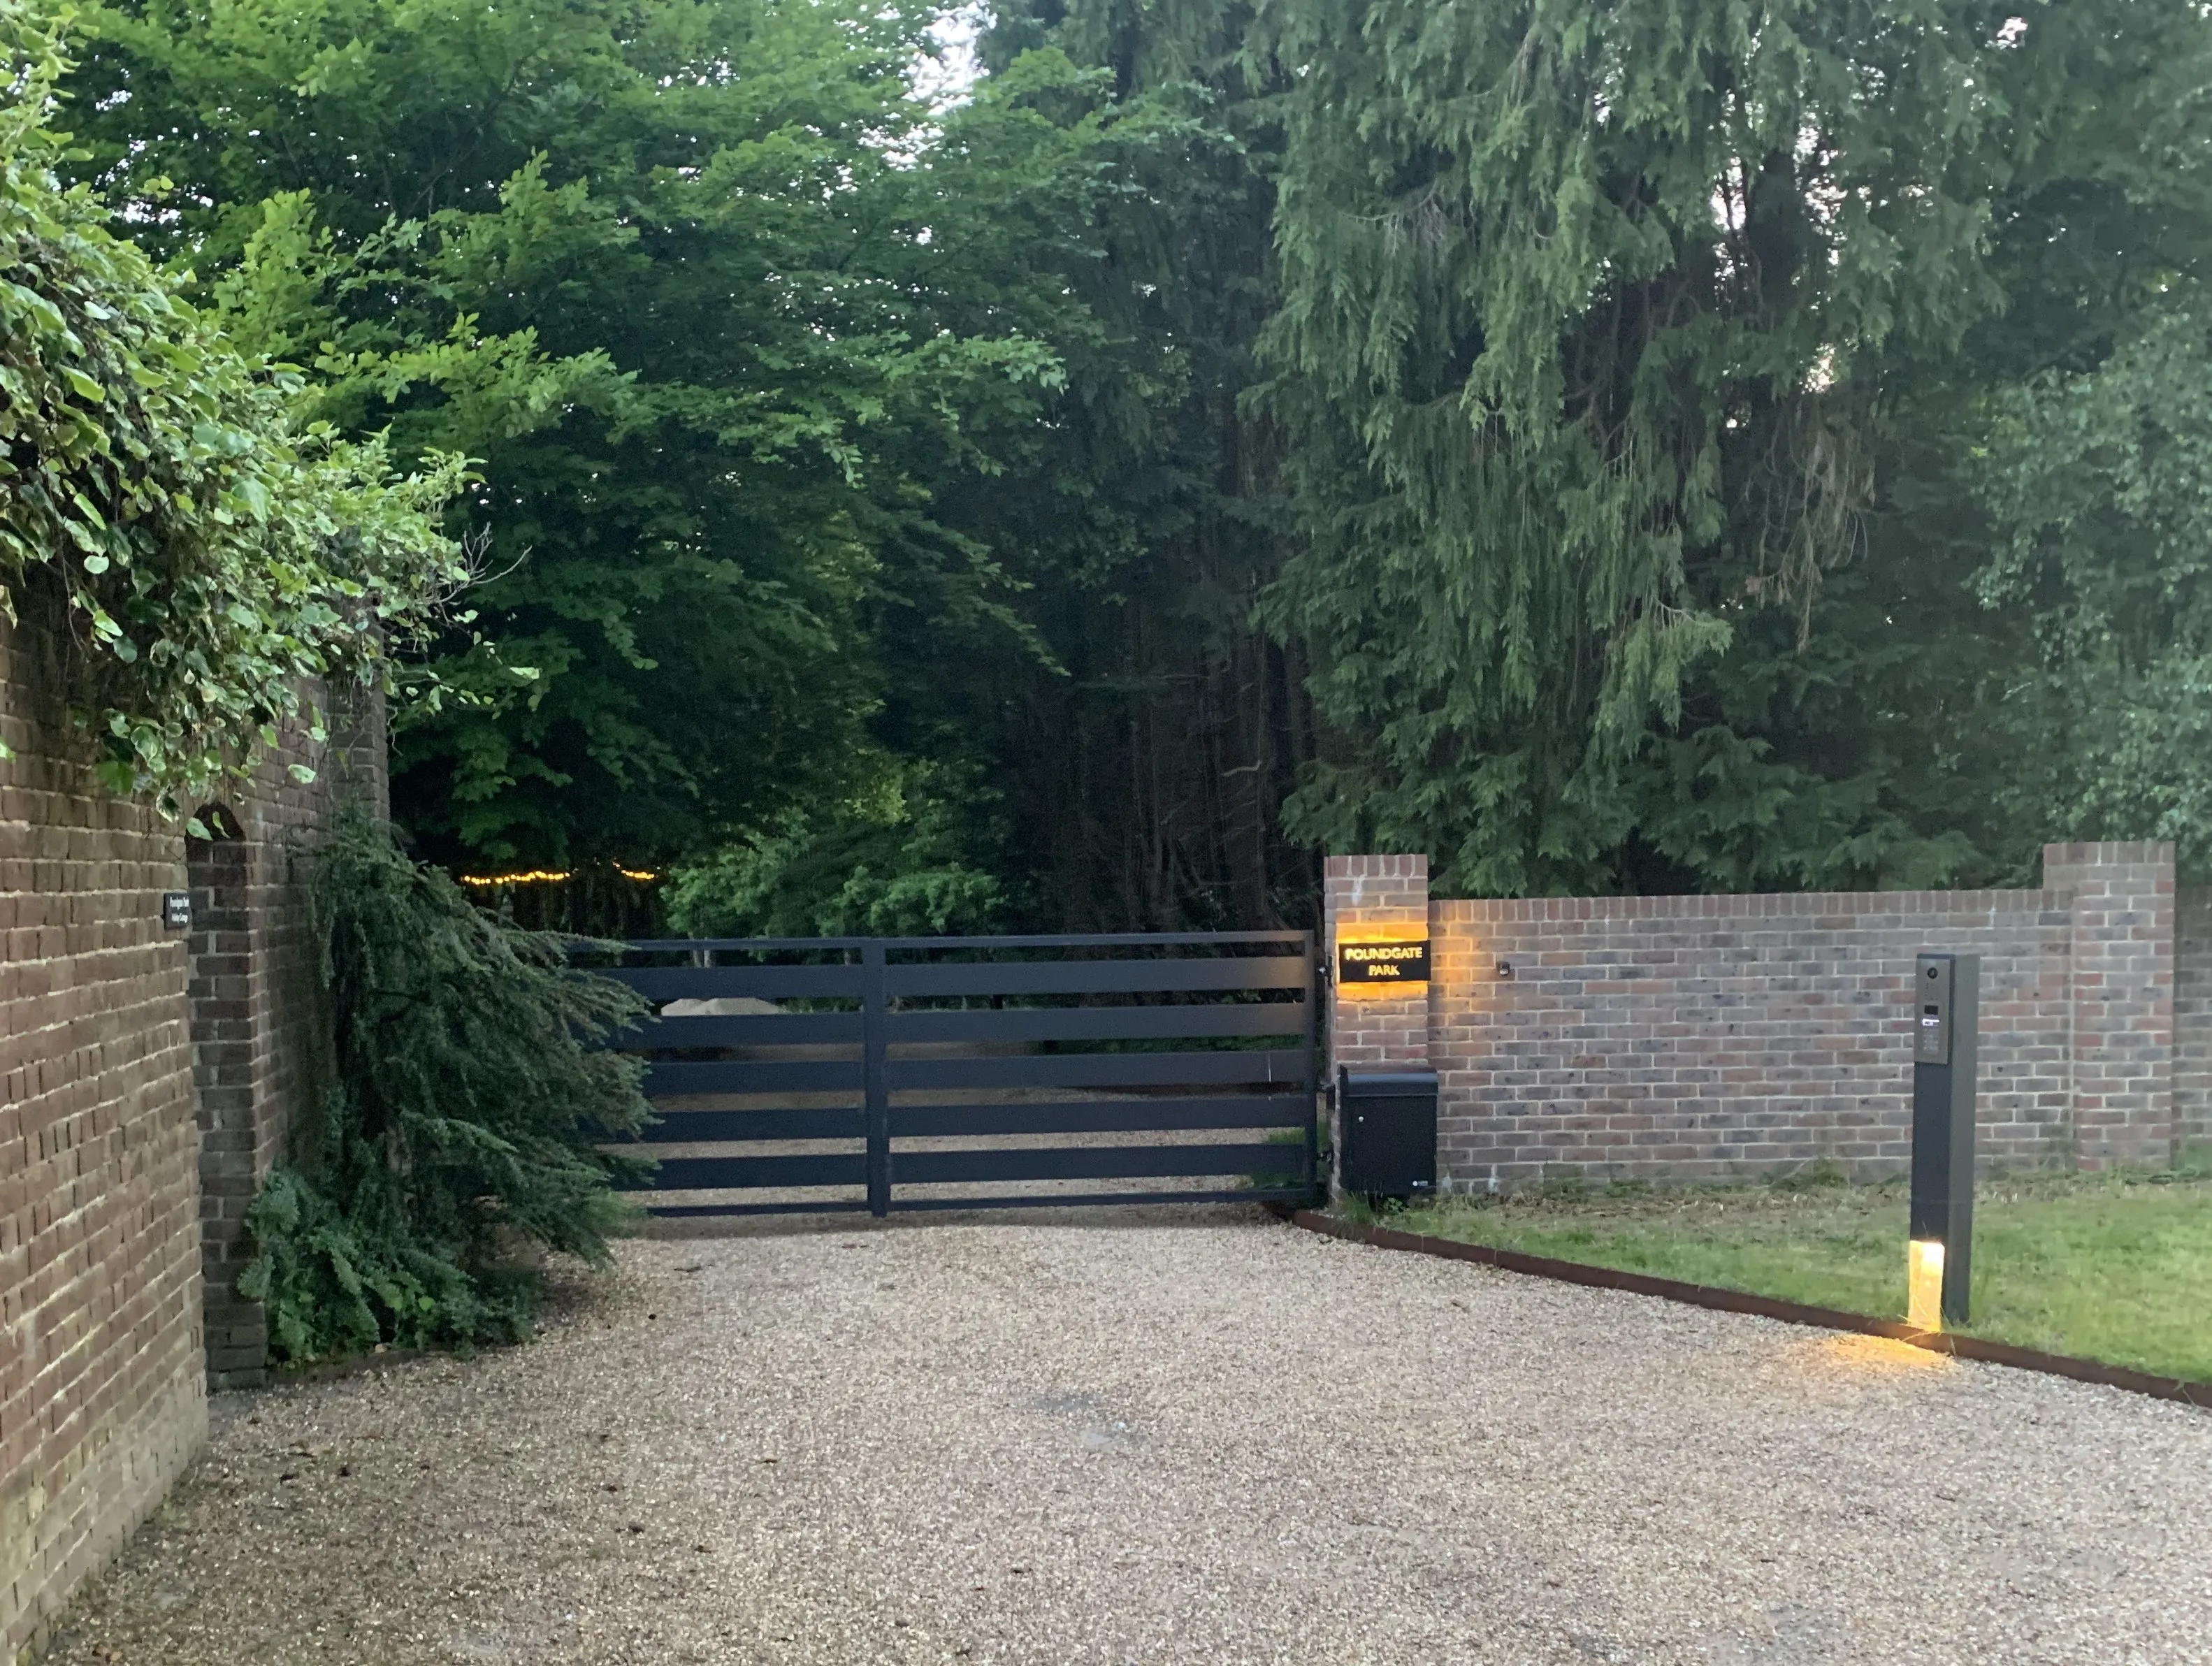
[1335,939,1431,987]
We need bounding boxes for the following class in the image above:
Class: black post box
[1337,1068,1438,1201]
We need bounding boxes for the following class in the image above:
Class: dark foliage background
[56,0,2212,928]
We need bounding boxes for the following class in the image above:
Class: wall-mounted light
[1496,959,1514,980]
[1909,952,1979,1329]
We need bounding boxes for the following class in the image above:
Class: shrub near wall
[240,811,653,1365]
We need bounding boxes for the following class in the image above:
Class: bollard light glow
[1908,1239,1946,1333]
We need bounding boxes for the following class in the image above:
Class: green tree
[663,759,1006,936]
[66,0,2212,921]
[918,0,1320,929]
[646,15,1322,934]
[240,809,655,1361]
[0,0,461,812]
[65,0,1066,880]
[1255,0,2212,895]
[66,0,1336,931]
[1974,302,2212,871]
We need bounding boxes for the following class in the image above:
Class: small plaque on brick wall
[1335,939,1429,987]
[162,891,192,931]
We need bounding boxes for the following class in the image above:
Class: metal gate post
[862,940,890,1217]
[1301,932,1322,1201]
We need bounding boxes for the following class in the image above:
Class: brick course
[1326,841,2190,1191]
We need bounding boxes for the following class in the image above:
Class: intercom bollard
[1909,952,1978,1328]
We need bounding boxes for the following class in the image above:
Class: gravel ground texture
[43,1207,2212,1666]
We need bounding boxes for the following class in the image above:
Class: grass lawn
[1357,1166,2212,1384]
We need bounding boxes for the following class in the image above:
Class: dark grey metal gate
[601,932,1318,1217]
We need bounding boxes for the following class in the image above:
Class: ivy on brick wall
[0,1,463,811]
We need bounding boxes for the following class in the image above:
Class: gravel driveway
[45,1208,2212,1665]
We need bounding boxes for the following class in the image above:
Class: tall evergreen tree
[1255,0,2212,894]
[946,0,1316,928]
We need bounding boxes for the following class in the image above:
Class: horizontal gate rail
[623,1011,864,1048]
[889,1142,1304,1185]
[608,930,1296,950]
[601,930,1319,1218]
[888,1095,1311,1138]
[653,1199,876,1219]
[883,957,1308,999]
[650,1152,867,1190]
[606,964,864,1001]
[609,936,869,952]
[890,1189,1282,1213]
[895,932,1302,949]
[885,1048,1306,1092]
[883,1004,1303,1044]
[640,1058,862,1097]
[645,1106,865,1141]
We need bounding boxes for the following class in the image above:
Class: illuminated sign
[1335,939,1430,987]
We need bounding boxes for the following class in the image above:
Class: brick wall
[2043,843,2176,1169]
[1326,841,2188,1191]
[2,616,377,1656]
[1431,887,2078,1189]
[1,616,207,1660]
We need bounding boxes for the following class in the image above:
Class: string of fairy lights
[456,866,660,887]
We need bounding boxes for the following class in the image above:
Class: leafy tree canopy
[65,0,1095,870]
[0,0,461,811]
[47,0,2212,909]
[1976,298,2212,871]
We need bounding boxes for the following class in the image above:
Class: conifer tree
[1256,0,2212,893]
[240,810,654,1361]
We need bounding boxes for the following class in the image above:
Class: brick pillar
[1322,856,1432,1191]
[2044,841,2176,1170]
[187,813,269,1387]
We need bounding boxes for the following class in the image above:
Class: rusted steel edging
[1291,1209,2212,1412]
